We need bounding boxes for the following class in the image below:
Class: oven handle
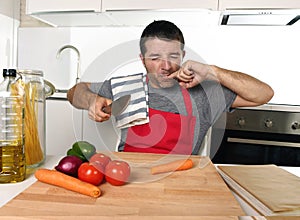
[227,137,300,148]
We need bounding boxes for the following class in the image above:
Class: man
[67,20,273,155]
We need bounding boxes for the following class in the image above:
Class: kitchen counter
[0,153,299,218]
[0,155,59,208]
[237,103,300,113]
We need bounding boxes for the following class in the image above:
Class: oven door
[212,129,300,166]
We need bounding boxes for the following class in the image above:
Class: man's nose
[161,59,171,70]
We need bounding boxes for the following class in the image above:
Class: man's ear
[182,50,186,59]
[139,54,146,67]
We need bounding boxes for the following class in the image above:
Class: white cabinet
[46,99,83,155]
[26,0,218,13]
[219,0,300,10]
[26,0,300,14]
[101,0,219,27]
[25,0,218,27]
[46,98,120,154]
[26,0,105,26]
[46,98,118,155]
[82,113,120,152]
[102,0,218,11]
[26,0,101,14]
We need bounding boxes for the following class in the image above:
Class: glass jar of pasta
[18,70,53,170]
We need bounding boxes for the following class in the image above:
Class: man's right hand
[67,82,113,122]
[88,95,112,122]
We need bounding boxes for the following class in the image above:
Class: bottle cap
[3,69,17,77]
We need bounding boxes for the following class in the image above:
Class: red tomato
[89,153,111,168]
[78,162,104,186]
[105,160,131,186]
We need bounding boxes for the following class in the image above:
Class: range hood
[221,9,300,26]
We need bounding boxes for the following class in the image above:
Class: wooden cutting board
[218,165,300,215]
[0,152,244,218]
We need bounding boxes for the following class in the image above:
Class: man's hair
[139,20,185,56]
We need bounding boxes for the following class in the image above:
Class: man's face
[140,38,185,88]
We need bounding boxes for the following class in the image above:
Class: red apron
[124,87,196,155]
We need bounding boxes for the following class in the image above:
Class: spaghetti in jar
[18,70,46,170]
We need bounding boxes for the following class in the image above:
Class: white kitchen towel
[111,73,149,129]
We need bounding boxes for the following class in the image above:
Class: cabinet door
[102,0,218,11]
[26,0,101,14]
[46,99,83,155]
[219,0,300,10]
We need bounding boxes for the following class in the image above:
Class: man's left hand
[168,60,215,88]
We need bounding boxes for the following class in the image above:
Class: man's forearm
[67,82,97,109]
[210,65,274,106]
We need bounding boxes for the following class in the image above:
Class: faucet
[56,45,81,84]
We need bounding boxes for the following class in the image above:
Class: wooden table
[0,152,244,218]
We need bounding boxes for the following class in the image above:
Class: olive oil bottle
[0,69,25,183]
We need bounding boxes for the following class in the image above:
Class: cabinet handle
[227,137,300,148]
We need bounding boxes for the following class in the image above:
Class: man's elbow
[261,85,274,104]
[67,86,75,105]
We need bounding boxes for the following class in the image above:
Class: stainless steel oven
[211,107,300,166]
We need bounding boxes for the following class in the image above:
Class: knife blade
[102,94,131,116]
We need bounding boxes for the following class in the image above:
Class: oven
[211,107,300,166]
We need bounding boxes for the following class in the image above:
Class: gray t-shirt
[90,74,236,154]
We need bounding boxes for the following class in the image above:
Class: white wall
[18,24,300,105]
[17,28,71,89]
[0,0,19,69]
[196,25,300,106]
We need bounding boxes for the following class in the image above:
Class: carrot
[34,168,101,198]
[151,158,194,175]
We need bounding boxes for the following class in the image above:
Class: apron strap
[180,87,193,116]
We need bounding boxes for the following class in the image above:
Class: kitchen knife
[102,94,131,116]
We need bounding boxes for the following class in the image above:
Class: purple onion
[55,155,83,177]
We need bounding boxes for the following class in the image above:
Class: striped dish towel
[111,73,149,129]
